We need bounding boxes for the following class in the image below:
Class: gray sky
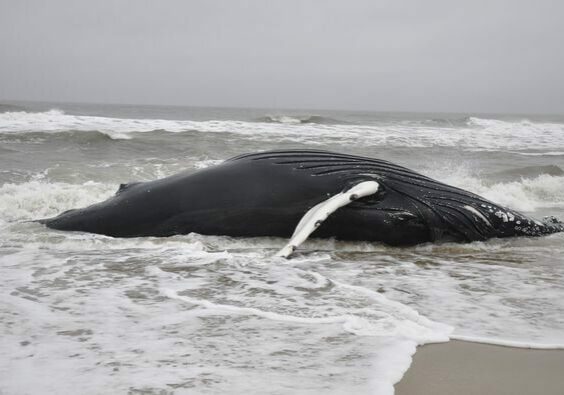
[1,0,563,113]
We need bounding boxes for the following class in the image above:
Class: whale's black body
[41,150,563,246]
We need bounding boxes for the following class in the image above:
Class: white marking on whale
[495,210,509,222]
[463,205,492,227]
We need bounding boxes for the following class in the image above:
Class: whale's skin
[41,150,563,245]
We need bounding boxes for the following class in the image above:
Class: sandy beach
[396,340,564,395]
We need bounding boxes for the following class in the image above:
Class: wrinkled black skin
[41,150,563,245]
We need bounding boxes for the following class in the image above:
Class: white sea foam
[431,168,564,213]
[161,284,451,342]
[0,234,450,395]
[477,175,564,212]
[193,159,224,169]
[0,180,114,223]
[264,115,304,124]
[512,151,564,156]
[319,241,564,349]
[155,265,451,395]
[451,335,564,349]
[2,110,564,152]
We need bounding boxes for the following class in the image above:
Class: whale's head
[252,150,563,244]
[343,164,562,244]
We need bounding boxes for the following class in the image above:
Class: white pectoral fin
[275,180,380,258]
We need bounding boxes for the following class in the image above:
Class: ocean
[1,101,563,394]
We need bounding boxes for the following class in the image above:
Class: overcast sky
[1,0,563,113]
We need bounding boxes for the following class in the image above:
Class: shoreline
[395,340,564,395]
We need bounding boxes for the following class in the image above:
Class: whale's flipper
[276,180,380,258]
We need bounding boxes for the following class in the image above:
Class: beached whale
[40,150,563,257]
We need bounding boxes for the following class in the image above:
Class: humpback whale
[40,150,563,257]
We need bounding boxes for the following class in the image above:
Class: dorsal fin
[116,182,141,195]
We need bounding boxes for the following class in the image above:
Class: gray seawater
[1,101,564,394]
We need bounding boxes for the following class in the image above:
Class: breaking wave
[488,165,564,182]
[2,110,564,153]
[255,114,350,125]
[428,167,564,213]
[0,180,114,224]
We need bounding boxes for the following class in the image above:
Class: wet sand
[395,340,564,395]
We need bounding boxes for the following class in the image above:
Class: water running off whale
[40,150,564,257]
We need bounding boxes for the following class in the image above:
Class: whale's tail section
[37,208,95,233]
